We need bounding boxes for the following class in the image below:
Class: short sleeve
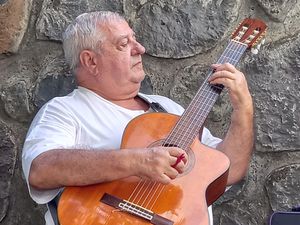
[22,100,77,204]
[201,127,222,148]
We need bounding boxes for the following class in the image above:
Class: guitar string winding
[122,41,248,214]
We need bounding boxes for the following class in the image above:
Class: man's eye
[120,42,128,47]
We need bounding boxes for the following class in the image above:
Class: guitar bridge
[100,193,174,225]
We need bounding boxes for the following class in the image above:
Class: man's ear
[79,50,99,75]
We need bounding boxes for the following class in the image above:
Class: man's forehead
[100,20,134,40]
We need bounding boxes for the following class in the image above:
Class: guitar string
[126,41,246,213]
[145,42,246,213]
[145,41,248,211]
[129,179,151,204]
[139,181,160,209]
[152,42,247,213]
[133,180,157,208]
[122,40,248,215]
[171,41,246,148]
[164,41,247,151]
[165,41,244,146]
[146,41,247,212]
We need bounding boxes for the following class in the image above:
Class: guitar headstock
[231,18,267,53]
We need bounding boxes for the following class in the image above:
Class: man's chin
[132,73,145,84]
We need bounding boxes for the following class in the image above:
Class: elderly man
[22,11,253,225]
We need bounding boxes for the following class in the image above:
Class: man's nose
[132,40,145,55]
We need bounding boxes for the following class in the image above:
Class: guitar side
[58,112,230,225]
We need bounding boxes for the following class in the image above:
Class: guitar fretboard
[163,40,248,150]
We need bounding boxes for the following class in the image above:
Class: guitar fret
[200,87,221,96]
[218,56,239,64]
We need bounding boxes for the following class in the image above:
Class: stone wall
[0,0,299,224]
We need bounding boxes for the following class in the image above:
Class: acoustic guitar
[58,18,267,225]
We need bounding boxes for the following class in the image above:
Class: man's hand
[134,147,187,184]
[209,63,253,111]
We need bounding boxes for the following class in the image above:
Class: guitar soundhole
[149,140,195,177]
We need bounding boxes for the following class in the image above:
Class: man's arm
[29,146,187,190]
[209,63,254,185]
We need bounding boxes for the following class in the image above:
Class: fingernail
[171,153,185,168]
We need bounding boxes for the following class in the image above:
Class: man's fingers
[167,147,187,159]
[159,173,172,184]
[171,153,186,168]
[170,153,187,175]
[143,146,187,183]
[212,63,237,73]
[174,160,186,173]
[209,70,235,81]
[167,168,179,179]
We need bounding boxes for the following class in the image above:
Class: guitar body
[58,113,230,225]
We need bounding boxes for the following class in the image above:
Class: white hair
[62,11,125,72]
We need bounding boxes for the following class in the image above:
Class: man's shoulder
[34,88,82,120]
[41,88,84,109]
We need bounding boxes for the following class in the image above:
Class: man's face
[96,19,146,95]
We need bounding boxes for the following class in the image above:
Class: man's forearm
[29,149,138,190]
[217,104,254,185]
[28,146,187,190]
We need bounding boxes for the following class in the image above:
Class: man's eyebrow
[118,34,129,39]
[113,34,127,43]
[116,32,136,41]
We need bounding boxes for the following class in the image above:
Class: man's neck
[79,85,149,111]
[76,72,148,111]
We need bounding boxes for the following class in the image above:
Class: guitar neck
[164,40,248,149]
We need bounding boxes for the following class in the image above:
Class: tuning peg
[256,43,262,50]
[251,47,259,54]
[251,37,266,54]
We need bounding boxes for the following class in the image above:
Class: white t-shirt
[22,86,222,225]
